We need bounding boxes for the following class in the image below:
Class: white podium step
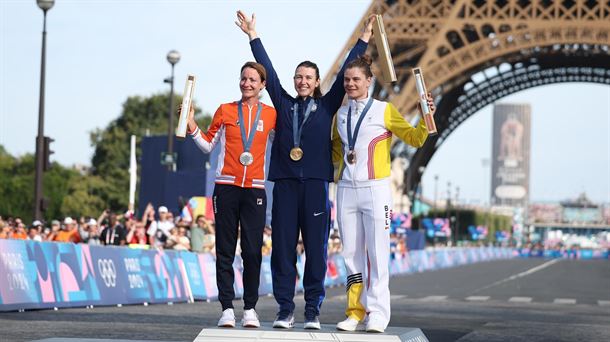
[194,323,428,342]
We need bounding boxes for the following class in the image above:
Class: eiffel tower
[323,0,610,197]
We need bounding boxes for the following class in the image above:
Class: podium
[194,323,428,342]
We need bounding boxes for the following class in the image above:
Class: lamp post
[165,50,180,170]
[33,0,55,220]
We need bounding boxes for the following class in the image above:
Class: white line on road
[472,259,561,294]
[554,298,576,304]
[465,296,490,301]
[419,296,448,302]
[598,300,610,306]
[509,297,533,303]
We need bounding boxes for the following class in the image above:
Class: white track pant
[336,179,392,328]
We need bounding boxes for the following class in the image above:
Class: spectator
[46,220,61,241]
[84,219,102,245]
[166,227,191,251]
[27,224,43,242]
[52,217,81,243]
[0,219,8,239]
[190,215,207,253]
[100,212,126,246]
[12,222,27,240]
[147,206,174,249]
[127,221,149,246]
[262,225,272,256]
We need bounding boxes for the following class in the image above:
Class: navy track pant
[271,179,331,316]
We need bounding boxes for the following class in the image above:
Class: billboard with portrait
[491,104,531,208]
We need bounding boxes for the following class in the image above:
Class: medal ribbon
[237,100,263,153]
[347,97,374,151]
[292,98,315,148]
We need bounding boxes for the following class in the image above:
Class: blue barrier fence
[1,239,515,311]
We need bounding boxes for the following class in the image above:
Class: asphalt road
[1,258,609,342]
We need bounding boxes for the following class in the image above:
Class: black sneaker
[273,311,295,329]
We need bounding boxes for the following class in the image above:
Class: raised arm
[324,15,375,110]
[236,10,292,109]
[384,94,435,148]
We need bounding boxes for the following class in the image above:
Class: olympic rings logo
[97,259,117,288]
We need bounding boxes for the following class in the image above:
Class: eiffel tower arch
[323,0,610,199]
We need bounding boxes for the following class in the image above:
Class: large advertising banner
[491,104,531,207]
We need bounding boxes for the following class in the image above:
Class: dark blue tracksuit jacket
[250,37,368,316]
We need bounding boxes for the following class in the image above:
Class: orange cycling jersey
[190,101,276,189]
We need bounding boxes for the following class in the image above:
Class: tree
[89,92,208,212]
[0,146,83,223]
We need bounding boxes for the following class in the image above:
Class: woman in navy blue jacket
[236,10,373,330]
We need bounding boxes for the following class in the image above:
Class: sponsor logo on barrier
[97,259,117,288]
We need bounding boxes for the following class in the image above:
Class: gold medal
[346,150,356,164]
[290,147,303,161]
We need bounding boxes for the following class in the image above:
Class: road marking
[472,259,560,293]
[465,296,490,301]
[553,298,576,304]
[598,300,610,306]
[509,297,532,303]
[419,295,447,302]
[390,295,406,300]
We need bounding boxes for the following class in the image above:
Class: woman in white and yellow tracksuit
[332,55,435,333]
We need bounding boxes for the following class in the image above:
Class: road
[1,258,609,341]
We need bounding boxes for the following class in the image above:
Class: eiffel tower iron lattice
[322,0,610,195]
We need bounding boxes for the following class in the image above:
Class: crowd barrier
[514,248,609,259]
[0,239,514,312]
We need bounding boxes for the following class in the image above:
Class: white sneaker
[273,312,295,329]
[365,316,386,333]
[336,317,365,331]
[303,316,321,330]
[217,308,236,328]
[242,309,260,328]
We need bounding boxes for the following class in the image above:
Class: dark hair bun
[359,54,373,66]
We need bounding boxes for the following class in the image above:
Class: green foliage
[61,175,111,218]
[0,92,210,222]
[0,150,80,223]
[90,92,208,212]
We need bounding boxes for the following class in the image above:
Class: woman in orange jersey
[183,61,276,329]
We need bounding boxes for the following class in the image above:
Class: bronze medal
[346,150,356,164]
[290,147,303,161]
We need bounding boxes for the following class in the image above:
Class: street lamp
[164,50,180,170]
[33,0,55,220]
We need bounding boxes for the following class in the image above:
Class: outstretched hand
[417,92,436,115]
[235,10,257,40]
[426,93,436,115]
[360,14,376,42]
[178,103,197,133]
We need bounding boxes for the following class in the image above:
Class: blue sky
[1,0,608,205]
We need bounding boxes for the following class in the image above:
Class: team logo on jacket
[257,120,264,132]
[257,198,263,205]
